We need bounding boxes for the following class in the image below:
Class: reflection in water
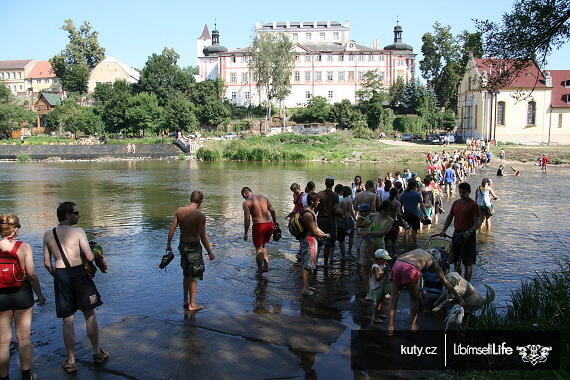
[0,160,568,376]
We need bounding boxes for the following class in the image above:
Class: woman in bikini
[386,248,464,335]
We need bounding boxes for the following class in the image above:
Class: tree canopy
[50,19,106,93]
[476,0,570,86]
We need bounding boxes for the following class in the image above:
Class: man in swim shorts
[387,249,464,335]
[43,202,108,373]
[241,187,278,275]
[167,190,215,311]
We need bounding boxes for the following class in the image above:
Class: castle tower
[196,24,211,63]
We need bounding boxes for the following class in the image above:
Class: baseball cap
[374,249,391,260]
[358,203,371,212]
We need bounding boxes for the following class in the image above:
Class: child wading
[368,249,392,323]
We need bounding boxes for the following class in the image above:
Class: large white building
[197,21,416,107]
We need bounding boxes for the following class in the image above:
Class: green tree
[162,94,198,133]
[0,104,36,135]
[292,96,331,123]
[476,0,570,86]
[125,92,163,136]
[248,33,295,128]
[135,48,195,106]
[101,82,132,134]
[196,97,230,127]
[419,23,481,111]
[50,19,106,93]
[45,98,85,136]
[388,77,406,111]
[331,99,366,129]
[355,70,388,103]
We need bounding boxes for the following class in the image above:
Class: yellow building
[457,58,570,145]
[0,59,36,96]
[26,61,62,95]
[87,56,139,94]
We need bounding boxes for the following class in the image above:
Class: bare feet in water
[187,304,204,311]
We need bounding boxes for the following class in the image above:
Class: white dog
[443,304,465,330]
[432,272,495,313]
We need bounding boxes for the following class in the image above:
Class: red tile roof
[27,61,56,78]
[548,70,570,108]
[473,58,546,88]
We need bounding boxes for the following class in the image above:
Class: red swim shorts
[252,222,274,247]
[389,260,422,285]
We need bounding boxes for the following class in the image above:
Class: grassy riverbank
[5,133,569,164]
[196,133,570,164]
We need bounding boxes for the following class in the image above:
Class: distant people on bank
[166,190,215,311]
[0,215,45,380]
[43,202,108,374]
[241,187,278,275]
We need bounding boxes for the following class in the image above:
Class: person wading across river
[241,187,278,275]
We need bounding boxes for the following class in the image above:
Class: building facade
[26,61,62,95]
[197,21,416,108]
[0,59,37,96]
[456,57,570,144]
[87,56,140,93]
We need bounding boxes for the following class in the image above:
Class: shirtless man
[166,190,215,311]
[241,187,278,275]
[43,202,108,374]
[386,248,465,335]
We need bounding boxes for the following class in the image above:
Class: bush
[196,148,223,161]
[393,115,423,134]
[17,153,31,162]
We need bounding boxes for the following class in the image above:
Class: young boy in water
[368,249,392,323]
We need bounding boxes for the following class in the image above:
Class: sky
[1,0,569,73]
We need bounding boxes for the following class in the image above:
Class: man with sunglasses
[43,202,108,374]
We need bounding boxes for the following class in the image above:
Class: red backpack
[0,241,24,289]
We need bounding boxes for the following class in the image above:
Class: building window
[358,71,364,81]
[245,92,250,100]
[397,59,404,66]
[53,79,58,83]
[348,71,354,82]
[379,71,385,82]
[241,56,248,63]
[230,73,236,83]
[328,55,333,62]
[44,79,49,83]
[305,71,311,81]
[6,73,11,79]
[339,54,344,61]
[338,71,345,81]
[252,73,258,82]
[231,56,236,63]
[369,55,375,61]
[497,101,505,125]
[306,91,311,99]
[242,73,248,83]
[292,33,298,41]
[306,32,312,41]
[294,71,300,82]
[18,72,22,79]
[231,92,236,101]
[527,101,536,125]
[379,55,385,61]
[305,55,312,62]
[37,79,41,83]
[328,91,334,99]
[558,114,563,128]
[320,32,325,41]
[358,55,365,62]
[333,32,340,40]
[317,55,322,62]
[348,54,354,61]
[564,79,570,88]
[295,55,300,62]
[327,71,333,81]
[316,71,322,81]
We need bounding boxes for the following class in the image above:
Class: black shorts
[452,230,477,266]
[54,266,103,319]
[403,213,421,230]
[317,220,336,248]
[385,225,399,242]
[0,280,34,311]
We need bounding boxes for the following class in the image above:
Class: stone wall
[0,143,186,160]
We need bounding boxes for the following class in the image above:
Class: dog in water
[443,304,465,330]
[432,272,495,313]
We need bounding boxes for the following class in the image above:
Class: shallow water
[1,159,568,375]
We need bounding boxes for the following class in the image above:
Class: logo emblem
[516,344,552,366]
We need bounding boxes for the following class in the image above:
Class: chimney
[313,21,317,28]
[544,71,552,87]
[272,21,277,29]
[286,21,290,28]
[327,21,331,28]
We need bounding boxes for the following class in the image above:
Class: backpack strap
[9,241,22,255]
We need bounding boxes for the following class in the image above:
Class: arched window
[527,101,536,125]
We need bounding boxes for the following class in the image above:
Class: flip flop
[385,330,402,337]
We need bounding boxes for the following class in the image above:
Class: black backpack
[288,210,313,240]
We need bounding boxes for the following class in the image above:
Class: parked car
[224,132,238,140]
[402,133,412,141]
[413,133,423,141]
[427,133,439,142]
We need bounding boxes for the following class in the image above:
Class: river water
[1,159,568,377]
